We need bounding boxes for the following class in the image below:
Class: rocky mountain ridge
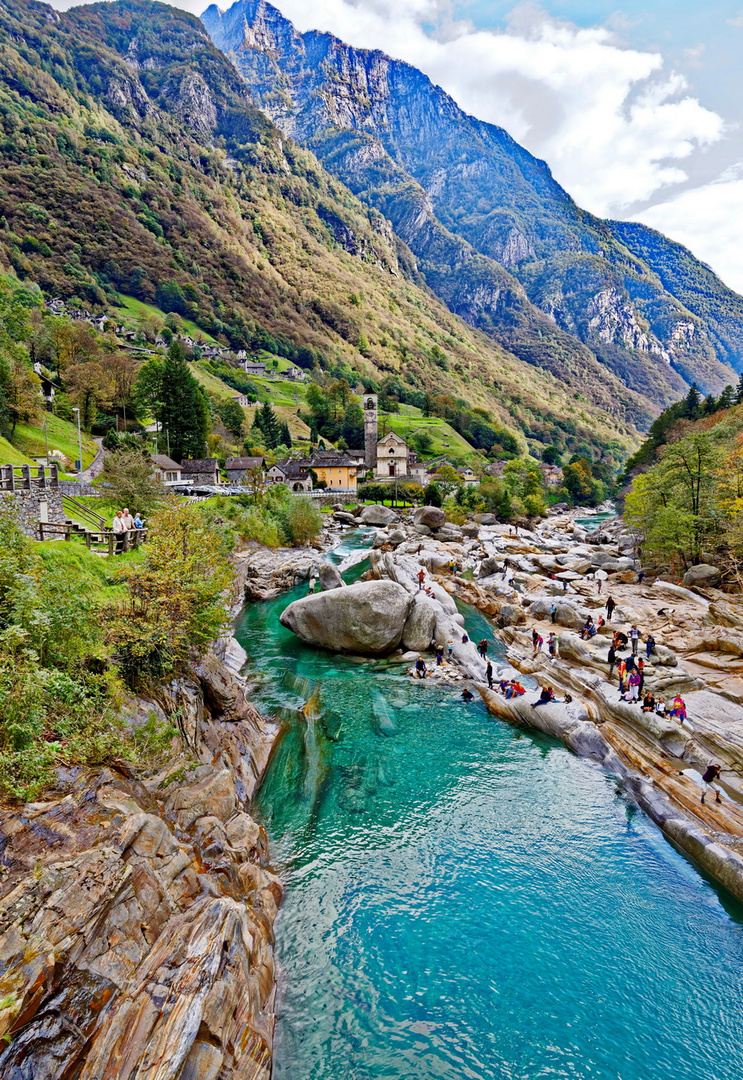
[0,0,645,459]
[204,0,743,407]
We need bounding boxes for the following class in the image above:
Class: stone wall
[0,487,65,539]
[58,479,101,496]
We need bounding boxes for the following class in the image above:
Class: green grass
[0,436,35,466]
[383,407,478,460]
[116,295,219,344]
[37,541,144,601]
[12,414,98,469]
[62,494,125,526]
[192,361,237,399]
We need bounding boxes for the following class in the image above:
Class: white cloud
[636,165,743,294]
[270,0,724,215]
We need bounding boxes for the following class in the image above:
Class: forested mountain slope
[204,0,742,408]
[0,0,646,460]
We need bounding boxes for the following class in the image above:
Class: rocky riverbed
[277,503,743,903]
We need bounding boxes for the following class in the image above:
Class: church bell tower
[363,394,378,473]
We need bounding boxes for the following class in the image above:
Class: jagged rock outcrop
[0,655,279,1080]
[204,0,742,404]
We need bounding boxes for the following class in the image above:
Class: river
[234,530,743,1080]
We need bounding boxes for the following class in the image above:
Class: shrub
[282,497,323,545]
[423,482,442,507]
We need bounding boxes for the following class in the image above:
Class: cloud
[270,0,724,215]
[635,165,743,294]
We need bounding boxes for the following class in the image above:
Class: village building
[374,431,409,478]
[224,456,265,485]
[230,392,250,407]
[484,460,508,478]
[283,364,306,381]
[457,465,479,486]
[408,457,428,485]
[265,459,313,492]
[243,360,267,377]
[180,458,221,485]
[306,450,357,491]
[346,449,367,472]
[539,463,564,487]
[151,454,183,485]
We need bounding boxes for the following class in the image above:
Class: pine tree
[718,384,735,411]
[279,421,292,448]
[736,373,743,405]
[682,384,701,420]
[256,401,281,448]
[160,341,209,461]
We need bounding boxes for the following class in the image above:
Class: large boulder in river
[682,563,721,588]
[413,505,446,529]
[359,504,399,526]
[318,562,345,591]
[280,580,413,655]
[527,597,589,629]
[401,594,438,651]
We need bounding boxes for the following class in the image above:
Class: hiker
[617,658,628,698]
[637,570,646,584]
[627,669,642,702]
[548,632,558,659]
[417,568,426,591]
[605,596,616,621]
[461,687,474,702]
[447,640,454,658]
[461,633,469,645]
[607,642,617,677]
[478,639,488,658]
[531,628,540,651]
[486,661,494,689]
[701,764,723,805]
[645,633,656,659]
[641,691,656,713]
[532,632,544,656]
[121,507,135,532]
[550,603,557,624]
[629,625,641,656]
[596,575,603,595]
[562,579,568,592]
[669,694,687,724]
[112,510,126,553]
[636,659,645,692]
[436,647,444,667]
[414,658,427,679]
[532,686,555,708]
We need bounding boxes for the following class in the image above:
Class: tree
[541,445,562,465]
[218,397,246,437]
[65,360,115,429]
[423,482,442,507]
[159,342,209,461]
[718,384,736,411]
[736,373,743,405]
[279,421,292,448]
[253,401,281,449]
[101,449,168,515]
[5,361,41,433]
[105,502,233,688]
[682,384,702,420]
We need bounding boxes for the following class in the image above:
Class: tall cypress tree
[160,341,209,461]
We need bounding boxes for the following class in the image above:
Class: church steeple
[363,394,378,472]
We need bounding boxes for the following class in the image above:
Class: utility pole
[44,411,50,468]
[73,407,83,479]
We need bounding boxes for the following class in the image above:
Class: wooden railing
[0,463,59,491]
[61,493,106,531]
[39,520,147,553]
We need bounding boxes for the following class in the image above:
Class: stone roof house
[224,456,265,484]
[180,458,221,485]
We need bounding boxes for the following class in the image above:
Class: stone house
[151,454,183,485]
[243,361,267,377]
[266,460,313,492]
[539,463,564,487]
[224,456,265,485]
[283,364,306,381]
[231,392,250,407]
[180,458,221,485]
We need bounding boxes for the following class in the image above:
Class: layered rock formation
[0,651,280,1080]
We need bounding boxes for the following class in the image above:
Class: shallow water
[235,531,743,1080]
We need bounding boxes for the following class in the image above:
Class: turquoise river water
[235,531,743,1080]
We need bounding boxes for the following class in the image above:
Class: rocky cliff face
[0,650,280,1080]
[204,0,741,405]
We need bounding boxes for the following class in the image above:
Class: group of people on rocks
[111,507,145,551]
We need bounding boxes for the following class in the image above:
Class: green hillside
[0,0,640,466]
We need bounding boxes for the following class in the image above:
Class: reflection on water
[235,531,743,1080]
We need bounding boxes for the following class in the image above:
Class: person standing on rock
[532,632,544,657]
[478,638,488,658]
[701,764,723,805]
[605,596,616,621]
[607,642,617,678]
[645,633,656,659]
[417,568,426,591]
[629,625,641,656]
[548,632,558,659]
[550,603,557,624]
[447,639,454,659]
[627,669,641,702]
[486,661,494,689]
[436,646,444,666]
